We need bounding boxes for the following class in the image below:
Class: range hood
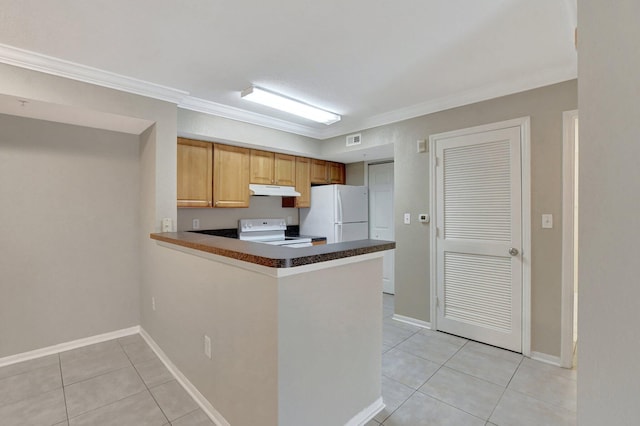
[249,184,301,197]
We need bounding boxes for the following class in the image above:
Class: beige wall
[178,108,320,157]
[144,243,382,425]
[322,80,577,357]
[143,245,279,425]
[0,63,177,359]
[0,115,141,356]
[177,197,299,231]
[577,1,640,423]
[345,161,366,186]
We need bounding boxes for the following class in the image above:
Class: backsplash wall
[177,196,299,230]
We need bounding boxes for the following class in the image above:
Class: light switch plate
[404,213,411,224]
[542,214,553,229]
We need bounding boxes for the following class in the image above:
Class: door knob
[509,247,519,256]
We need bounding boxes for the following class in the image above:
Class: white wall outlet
[152,297,156,311]
[418,213,430,223]
[204,335,212,359]
[161,217,172,232]
[404,213,411,224]
[416,139,427,153]
[542,214,553,229]
[192,219,200,230]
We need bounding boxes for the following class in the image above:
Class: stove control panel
[238,218,287,233]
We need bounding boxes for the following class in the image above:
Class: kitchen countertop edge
[150,232,395,268]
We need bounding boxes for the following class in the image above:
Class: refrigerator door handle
[336,190,343,224]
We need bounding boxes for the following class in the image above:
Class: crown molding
[178,96,322,139]
[315,63,578,140]
[0,43,188,104]
[0,43,577,141]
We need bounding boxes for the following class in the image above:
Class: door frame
[429,117,532,356]
[561,109,579,368]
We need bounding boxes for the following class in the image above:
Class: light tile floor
[369,293,577,426]
[1,294,576,426]
[0,334,213,426]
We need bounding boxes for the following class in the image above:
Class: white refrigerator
[300,185,368,243]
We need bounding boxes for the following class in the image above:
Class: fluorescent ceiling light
[241,86,341,125]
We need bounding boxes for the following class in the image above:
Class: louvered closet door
[436,126,522,352]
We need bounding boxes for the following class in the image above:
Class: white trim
[561,109,579,368]
[521,117,532,358]
[428,117,532,356]
[179,96,321,139]
[0,43,576,141]
[530,351,563,367]
[345,397,385,426]
[392,314,432,330]
[0,326,140,368]
[0,44,188,104]
[140,328,230,426]
[429,137,438,329]
[325,66,575,141]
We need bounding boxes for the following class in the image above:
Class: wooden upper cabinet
[328,161,346,184]
[213,144,250,208]
[251,150,297,186]
[310,159,328,184]
[274,153,296,186]
[282,156,311,208]
[177,138,213,207]
[250,149,275,184]
[310,159,346,184]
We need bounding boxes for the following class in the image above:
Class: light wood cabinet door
[274,153,296,186]
[327,161,346,184]
[282,156,310,208]
[177,138,212,207]
[214,144,250,208]
[250,149,275,184]
[310,159,328,184]
[294,156,311,207]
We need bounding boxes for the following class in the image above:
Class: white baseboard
[0,326,140,368]
[530,351,562,367]
[345,396,384,426]
[139,328,230,426]
[391,314,432,330]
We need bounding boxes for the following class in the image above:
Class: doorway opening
[368,161,395,294]
[561,110,579,368]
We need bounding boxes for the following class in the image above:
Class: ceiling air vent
[346,133,362,147]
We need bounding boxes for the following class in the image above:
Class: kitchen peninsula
[148,232,395,426]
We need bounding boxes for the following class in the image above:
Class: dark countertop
[150,232,394,268]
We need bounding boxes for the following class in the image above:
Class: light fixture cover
[241,86,341,125]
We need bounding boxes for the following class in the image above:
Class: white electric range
[238,218,313,248]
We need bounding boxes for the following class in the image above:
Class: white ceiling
[0,0,577,142]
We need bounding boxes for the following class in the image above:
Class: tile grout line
[485,354,525,423]
[119,336,172,425]
[379,339,470,425]
[58,354,70,425]
[378,323,422,424]
[64,337,165,423]
[410,340,493,422]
